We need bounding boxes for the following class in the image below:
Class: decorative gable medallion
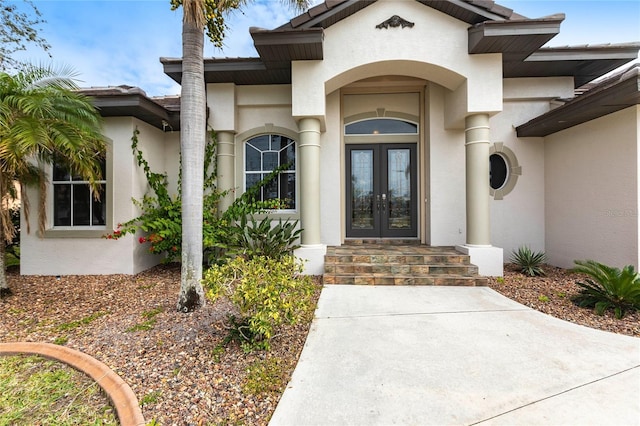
[376,15,415,29]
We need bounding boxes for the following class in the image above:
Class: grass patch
[126,307,163,333]
[0,355,118,425]
[139,390,162,407]
[56,311,108,332]
[53,336,69,345]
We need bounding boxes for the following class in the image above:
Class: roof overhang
[82,89,180,131]
[516,66,640,137]
[161,1,638,91]
[162,57,293,85]
[250,27,324,67]
[504,43,640,87]
[468,15,564,60]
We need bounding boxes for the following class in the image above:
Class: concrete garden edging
[0,342,145,426]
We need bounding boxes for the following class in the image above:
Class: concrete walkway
[270,286,640,425]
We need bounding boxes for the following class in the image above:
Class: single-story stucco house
[21,0,640,277]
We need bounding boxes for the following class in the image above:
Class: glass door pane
[386,148,411,230]
[351,149,375,230]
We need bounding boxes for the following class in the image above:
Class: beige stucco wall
[320,90,342,246]
[20,118,166,275]
[291,0,502,125]
[545,106,639,269]
[488,77,574,257]
[427,82,466,246]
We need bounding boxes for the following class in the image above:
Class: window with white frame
[245,134,296,209]
[52,158,107,227]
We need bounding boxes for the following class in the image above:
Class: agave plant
[572,260,640,319]
[510,246,547,277]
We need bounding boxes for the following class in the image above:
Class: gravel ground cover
[0,264,321,425]
[487,264,640,337]
[0,262,638,425]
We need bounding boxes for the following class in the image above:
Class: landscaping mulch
[0,264,321,425]
[0,262,638,425]
[487,264,640,338]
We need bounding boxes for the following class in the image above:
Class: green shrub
[243,357,289,396]
[572,260,640,319]
[224,215,301,260]
[203,255,314,350]
[510,246,547,277]
[106,128,290,264]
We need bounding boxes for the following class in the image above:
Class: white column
[456,113,503,276]
[294,117,326,275]
[298,117,322,245]
[465,114,491,246]
[216,131,235,215]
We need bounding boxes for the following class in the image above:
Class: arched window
[245,134,296,209]
[345,118,418,135]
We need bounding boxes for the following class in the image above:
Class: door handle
[376,194,381,211]
[381,193,387,211]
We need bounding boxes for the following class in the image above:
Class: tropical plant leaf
[572,260,640,318]
[510,246,547,277]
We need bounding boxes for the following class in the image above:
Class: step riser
[324,276,487,286]
[325,255,470,265]
[325,264,478,276]
[323,244,485,287]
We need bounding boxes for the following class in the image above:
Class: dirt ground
[1,263,637,425]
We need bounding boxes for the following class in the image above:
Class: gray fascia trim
[91,95,175,130]
[251,27,324,47]
[524,44,640,62]
[163,57,269,82]
[468,17,563,54]
[477,17,563,36]
[427,0,509,22]
[516,73,640,137]
[203,59,267,72]
[92,95,169,117]
[296,0,366,29]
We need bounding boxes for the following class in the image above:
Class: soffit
[281,0,516,30]
[162,57,292,85]
[504,43,640,88]
[516,65,640,137]
[82,86,180,131]
[468,16,564,60]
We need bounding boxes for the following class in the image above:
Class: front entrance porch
[323,241,487,286]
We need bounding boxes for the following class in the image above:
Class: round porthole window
[488,143,521,200]
[489,153,508,190]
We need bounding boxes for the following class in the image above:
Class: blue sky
[9,0,640,97]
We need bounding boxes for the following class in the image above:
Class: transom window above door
[345,118,418,135]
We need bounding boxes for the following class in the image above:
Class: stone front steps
[323,241,487,286]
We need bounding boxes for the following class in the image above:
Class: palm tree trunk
[0,241,9,297]
[177,0,206,312]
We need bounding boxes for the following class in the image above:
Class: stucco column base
[456,245,503,277]
[295,244,327,276]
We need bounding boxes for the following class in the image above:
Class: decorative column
[298,117,322,246]
[465,113,491,246]
[456,113,503,276]
[216,131,235,215]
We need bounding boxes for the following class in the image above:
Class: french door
[346,143,417,238]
